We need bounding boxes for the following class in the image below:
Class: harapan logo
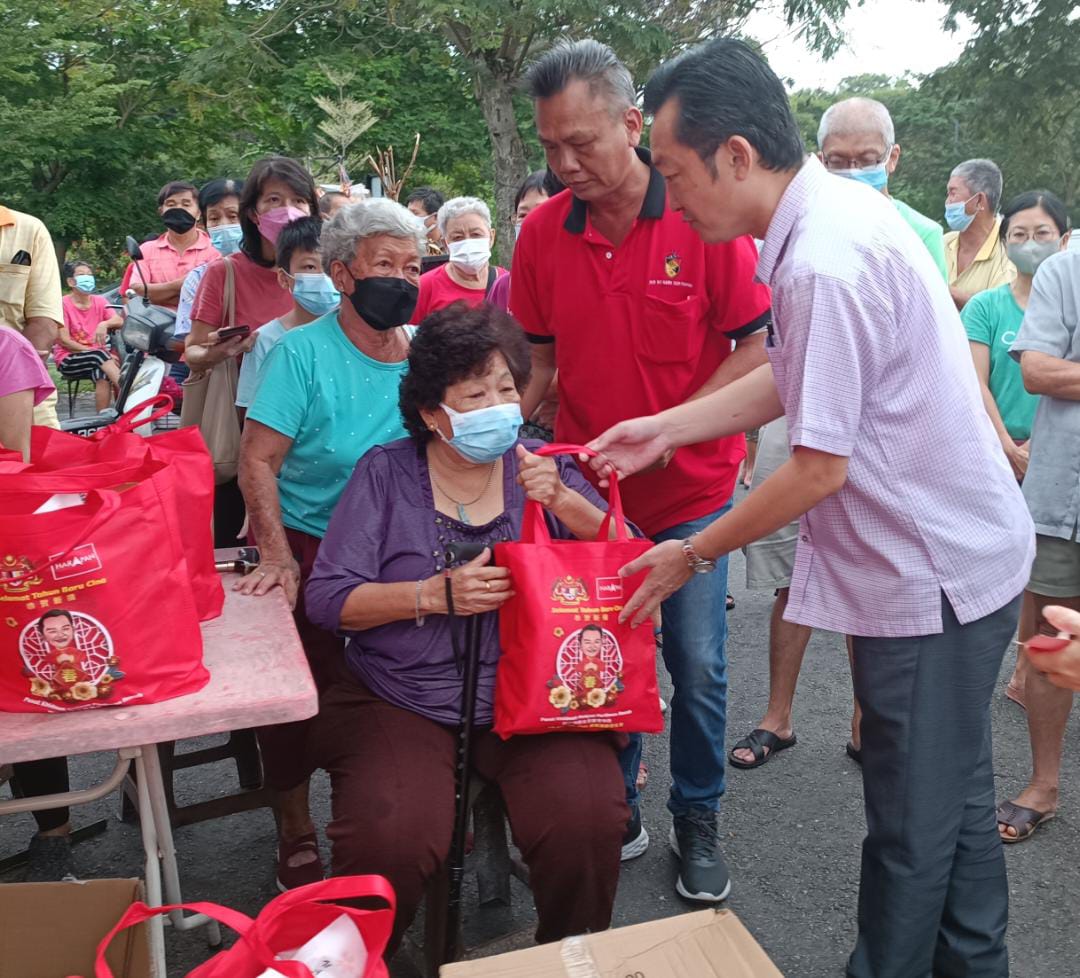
[594,577,624,602]
[664,252,681,278]
[551,575,589,605]
[0,555,41,594]
[50,544,102,582]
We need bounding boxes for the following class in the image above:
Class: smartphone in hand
[216,324,251,341]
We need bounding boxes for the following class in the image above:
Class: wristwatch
[681,538,717,574]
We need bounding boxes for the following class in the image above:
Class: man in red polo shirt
[514,39,771,904]
[120,180,221,309]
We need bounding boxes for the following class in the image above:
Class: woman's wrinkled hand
[233,558,301,609]
[437,547,514,616]
[516,444,566,509]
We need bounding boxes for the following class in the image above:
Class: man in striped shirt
[590,39,1033,978]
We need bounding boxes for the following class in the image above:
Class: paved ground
[2,485,1078,975]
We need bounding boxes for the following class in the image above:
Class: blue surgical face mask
[290,272,340,317]
[209,223,243,255]
[833,162,889,193]
[945,197,977,232]
[439,401,523,463]
[73,273,96,293]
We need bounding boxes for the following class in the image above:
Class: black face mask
[162,207,197,234]
[348,276,418,331]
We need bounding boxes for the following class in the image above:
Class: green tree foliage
[0,0,1073,273]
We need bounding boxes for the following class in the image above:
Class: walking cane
[441,540,489,965]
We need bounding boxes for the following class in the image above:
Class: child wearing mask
[53,260,122,411]
[236,217,340,410]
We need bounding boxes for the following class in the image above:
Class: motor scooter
[61,236,180,438]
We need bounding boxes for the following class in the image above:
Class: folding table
[0,577,317,977]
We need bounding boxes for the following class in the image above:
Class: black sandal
[726,593,735,611]
[729,728,797,769]
[996,800,1055,843]
[845,741,862,765]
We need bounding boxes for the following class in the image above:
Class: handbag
[25,396,224,622]
[492,443,663,738]
[90,876,395,978]
[179,254,242,485]
[0,481,208,713]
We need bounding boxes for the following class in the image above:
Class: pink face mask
[256,205,308,247]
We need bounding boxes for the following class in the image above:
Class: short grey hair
[523,39,636,115]
[320,198,425,272]
[951,158,1004,213]
[817,97,895,150]
[437,196,492,238]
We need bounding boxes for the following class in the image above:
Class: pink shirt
[54,294,111,364]
[120,230,221,309]
[412,263,507,322]
[0,327,55,405]
[758,158,1034,637]
[190,252,292,332]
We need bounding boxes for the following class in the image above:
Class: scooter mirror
[125,235,144,261]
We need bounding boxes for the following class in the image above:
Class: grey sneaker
[621,805,650,861]
[670,810,731,902]
[25,834,78,883]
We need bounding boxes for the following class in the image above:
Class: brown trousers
[308,668,628,953]
[257,526,343,792]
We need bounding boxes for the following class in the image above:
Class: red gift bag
[91,876,395,978]
[27,396,224,621]
[492,444,663,738]
[0,481,208,713]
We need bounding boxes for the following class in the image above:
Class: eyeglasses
[823,146,892,171]
[1005,227,1062,245]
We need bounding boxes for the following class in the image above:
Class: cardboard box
[0,878,150,978]
[440,908,784,977]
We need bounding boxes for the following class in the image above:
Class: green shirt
[247,312,412,537]
[892,198,948,282]
[961,283,1037,440]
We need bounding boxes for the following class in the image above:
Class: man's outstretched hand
[586,416,672,487]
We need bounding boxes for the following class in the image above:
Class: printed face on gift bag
[548,625,626,713]
[19,608,123,706]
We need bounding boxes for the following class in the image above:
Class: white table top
[0,578,316,764]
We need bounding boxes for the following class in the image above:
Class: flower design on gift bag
[19,609,119,705]
[548,685,573,712]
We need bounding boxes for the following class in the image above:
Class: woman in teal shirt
[962,190,1071,479]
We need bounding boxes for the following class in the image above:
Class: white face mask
[448,237,491,273]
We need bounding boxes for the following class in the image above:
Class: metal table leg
[136,741,223,947]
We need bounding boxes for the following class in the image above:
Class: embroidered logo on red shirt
[664,252,681,278]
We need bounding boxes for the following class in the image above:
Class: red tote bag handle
[0,488,121,585]
[92,901,270,978]
[92,901,317,978]
[91,394,174,440]
[254,875,397,964]
[520,443,628,544]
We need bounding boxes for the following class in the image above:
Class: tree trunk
[471,64,529,269]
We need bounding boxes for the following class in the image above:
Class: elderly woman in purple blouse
[304,301,627,954]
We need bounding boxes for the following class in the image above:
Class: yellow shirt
[944,218,1016,296]
[0,206,63,427]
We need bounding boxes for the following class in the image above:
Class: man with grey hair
[237,196,423,889]
[819,97,946,279]
[945,158,1015,309]
[513,37,773,904]
[413,195,506,320]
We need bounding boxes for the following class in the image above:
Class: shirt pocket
[633,294,704,364]
[0,262,30,310]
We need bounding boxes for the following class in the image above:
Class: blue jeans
[619,502,731,816]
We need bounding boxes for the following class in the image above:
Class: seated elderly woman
[305,302,627,952]
[411,196,507,321]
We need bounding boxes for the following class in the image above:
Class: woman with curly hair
[304,300,628,954]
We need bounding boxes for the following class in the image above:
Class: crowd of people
[2,32,1080,977]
